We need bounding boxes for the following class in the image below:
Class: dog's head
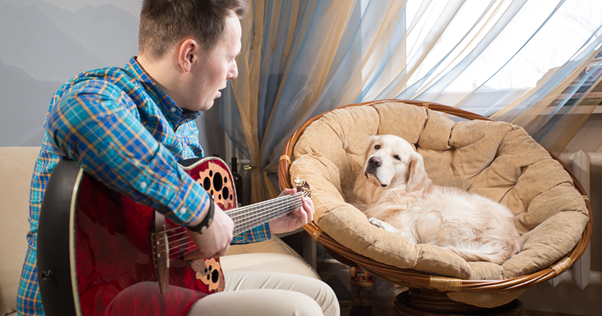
[361,134,430,191]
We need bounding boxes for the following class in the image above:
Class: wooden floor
[339,302,584,316]
[524,311,584,316]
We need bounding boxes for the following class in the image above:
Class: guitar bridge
[152,212,170,294]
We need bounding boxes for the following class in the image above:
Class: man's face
[184,13,241,112]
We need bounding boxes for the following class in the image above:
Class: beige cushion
[0,147,40,315]
[223,237,319,279]
[289,101,589,307]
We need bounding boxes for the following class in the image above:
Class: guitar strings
[154,193,305,257]
[231,200,303,235]
[158,197,303,257]
[158,192,305,235]
[225,192,302,218]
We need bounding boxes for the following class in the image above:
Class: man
[17,0,339,315]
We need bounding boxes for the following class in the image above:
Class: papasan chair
[278,100,592,315]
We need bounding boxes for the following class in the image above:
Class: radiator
[555,150,602,289]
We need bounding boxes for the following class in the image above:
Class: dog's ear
[406,152,431,192]
[364,135,378,158]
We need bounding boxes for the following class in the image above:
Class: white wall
[0,0,225,158]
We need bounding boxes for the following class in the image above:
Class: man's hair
[139,0,248,59]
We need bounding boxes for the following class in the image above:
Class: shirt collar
[125,57,203,125]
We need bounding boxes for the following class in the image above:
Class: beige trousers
[188,271,340,316]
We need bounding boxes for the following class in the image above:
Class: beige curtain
[221,0,602,203]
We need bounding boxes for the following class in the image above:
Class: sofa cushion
[0,147,40,315]
[223,236,319,279]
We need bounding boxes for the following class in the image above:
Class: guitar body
[38,157,237,316]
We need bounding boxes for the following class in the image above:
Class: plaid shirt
[17,57,270,316]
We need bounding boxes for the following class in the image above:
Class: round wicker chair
[278,100,592,315]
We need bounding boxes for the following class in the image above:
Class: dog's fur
[350,135,522,265]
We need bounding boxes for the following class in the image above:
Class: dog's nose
[369,156,381,167]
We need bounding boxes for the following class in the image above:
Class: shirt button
[179,207,187,214]
[171,107,176,112]
[140,182,147,189]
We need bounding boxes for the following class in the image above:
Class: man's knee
[188,289,324,316]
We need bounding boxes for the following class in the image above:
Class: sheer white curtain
[221,0,602,202]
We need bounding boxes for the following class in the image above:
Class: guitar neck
[225,192,303,236]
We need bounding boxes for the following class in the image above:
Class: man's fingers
[183,249,203,261]
[303,197,314,222]
[280,188,296,196]
[184,245,230,261]
[216,245,230,258]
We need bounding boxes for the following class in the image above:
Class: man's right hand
[183,202,233,260]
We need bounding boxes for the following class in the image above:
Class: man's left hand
[269,188,314,234]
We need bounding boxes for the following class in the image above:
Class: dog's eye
[393,155,401,161]
[374,144,380,150]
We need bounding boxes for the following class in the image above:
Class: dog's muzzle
[364,156,387,187]
[369,156,382,167]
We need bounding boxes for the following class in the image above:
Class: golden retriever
[350,135,522,265]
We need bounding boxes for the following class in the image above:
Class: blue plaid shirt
[18,57,270,316]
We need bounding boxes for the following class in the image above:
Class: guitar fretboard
[226,192,303,235]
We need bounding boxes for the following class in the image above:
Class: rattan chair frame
[278,99,593,293]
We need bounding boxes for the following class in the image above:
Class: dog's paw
[368,217,384,228]
[368,217,397,233]
[368,218,417,243]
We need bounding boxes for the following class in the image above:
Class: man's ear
[406,152,431,192]
[178,39,198,73]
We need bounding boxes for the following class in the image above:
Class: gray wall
[0,0,225,158]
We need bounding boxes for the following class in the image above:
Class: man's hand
[269,188,314,234]
[183,202,234,261]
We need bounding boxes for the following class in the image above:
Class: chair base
[394,289,524,316]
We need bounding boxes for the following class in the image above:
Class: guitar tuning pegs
[293,177,305,187]
[302,188,311,197]
[293,177,310,197]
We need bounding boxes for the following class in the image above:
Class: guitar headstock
[292,177,311,198]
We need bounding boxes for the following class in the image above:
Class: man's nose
[227,61,238,80]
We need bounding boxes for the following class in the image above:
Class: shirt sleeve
[177,120,204,159]
[232,223,271,244]
[45,80,210,227]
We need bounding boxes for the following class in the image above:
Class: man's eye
[374,145,380,150]
[393,155,401,161]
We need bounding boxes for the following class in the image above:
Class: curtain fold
[221,0,602,203]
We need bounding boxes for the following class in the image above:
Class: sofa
[0,147,319,316]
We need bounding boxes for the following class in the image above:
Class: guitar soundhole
[203,177,211,191]
[204,264,220,283]
[223,187,230,201]
[213,172,223,191]
[212,269,220,283]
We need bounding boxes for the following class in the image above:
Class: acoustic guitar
[37,157,309,316]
